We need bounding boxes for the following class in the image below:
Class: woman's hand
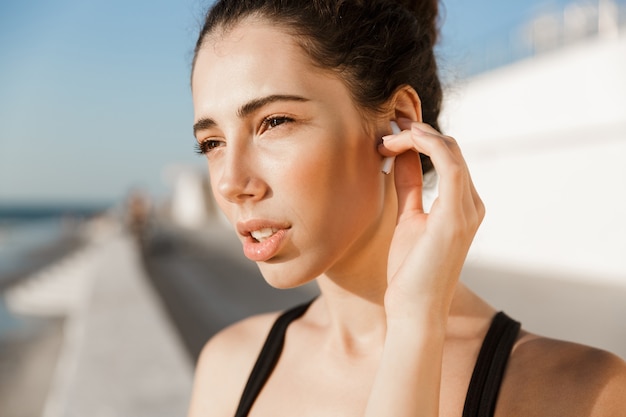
[364,119,484,417]
[377,118,485,322]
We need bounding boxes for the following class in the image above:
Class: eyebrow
[193,94,309,137]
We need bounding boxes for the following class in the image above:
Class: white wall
[441,32,626,285]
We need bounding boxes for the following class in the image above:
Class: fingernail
[382,134,396,142]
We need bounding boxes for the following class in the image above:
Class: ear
[390,85,422,123]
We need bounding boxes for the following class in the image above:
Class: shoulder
[498,332,626,417]
[187,312,281,417]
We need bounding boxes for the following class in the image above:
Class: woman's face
[192,19,395,288]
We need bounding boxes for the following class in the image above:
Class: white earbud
[382,121,401,174]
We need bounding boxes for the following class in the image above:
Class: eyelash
[194,140,222,155]
[194,115,294,156]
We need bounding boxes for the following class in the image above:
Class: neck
[311,270,494,356]
[307,185,395,355]
[313,277,388,357]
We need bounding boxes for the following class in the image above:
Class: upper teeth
[251,228,277,242]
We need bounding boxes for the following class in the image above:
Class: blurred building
[442,0,626,286]
[163,166,218,228]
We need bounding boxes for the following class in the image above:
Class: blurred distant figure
[125,189,151,248]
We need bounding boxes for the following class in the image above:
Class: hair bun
[394,0,439,47]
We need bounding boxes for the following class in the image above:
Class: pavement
[0,215,624,417]
[1,218,194,417]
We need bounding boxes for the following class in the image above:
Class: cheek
[279,139,384,229]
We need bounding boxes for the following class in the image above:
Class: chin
[256,259,322,290]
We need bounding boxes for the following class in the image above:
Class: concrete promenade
[0,217,316,417]
[2,219,193,417]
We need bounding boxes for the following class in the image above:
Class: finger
[378,130,413,157]
[418,123,484,220]
[406,124,467,212]
[382,123,465,212]
[377,120,425,216]
[394,148,424,217]
[377,128,412,157]
[386,122,486,238]
[417,126,484,231]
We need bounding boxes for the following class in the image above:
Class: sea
[0,203,109,335]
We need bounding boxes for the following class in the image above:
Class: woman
[187,1,626,416]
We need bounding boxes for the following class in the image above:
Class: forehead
[201,17,298,58]
[191,19,325,113]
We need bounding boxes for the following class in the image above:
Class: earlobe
[391,85,422,123]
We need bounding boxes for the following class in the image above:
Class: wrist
[385,310,447,349]
[384,295,452,330]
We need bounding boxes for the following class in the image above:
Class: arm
[365,118,484,417]
[589,353,626,417]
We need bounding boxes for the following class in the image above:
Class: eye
[261,115,294,130]
[194,139,224,155]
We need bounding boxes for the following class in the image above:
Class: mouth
[237,220,292,261]
[250,227,280,242]
[237,219,291,239]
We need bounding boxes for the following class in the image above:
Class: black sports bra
[235,300,520,417]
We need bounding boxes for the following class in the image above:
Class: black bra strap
[234,300,314,417]
[462,312,521,417]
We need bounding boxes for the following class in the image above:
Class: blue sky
[0,0,575,205]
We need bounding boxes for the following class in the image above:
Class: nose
[216,148,268,204]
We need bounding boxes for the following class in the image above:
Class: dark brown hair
[194,0,441,172]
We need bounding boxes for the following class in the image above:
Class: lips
[237,220,291,262]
